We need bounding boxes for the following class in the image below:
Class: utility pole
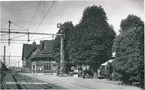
[57,23,64,76]
[28,32,30,42]
[8,21,11,46]
[9,53,10,66]
[1,20,62,46]
[60,32,64,76]
[3,46,6,65]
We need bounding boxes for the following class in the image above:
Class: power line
[11,22,28,31]
[28,1,42,30]
[1,41,33,44]
[1,30,61,45]
[1,21,8,26]
[1,42,26,44]
[1,39,33,42]
[1,30,61,36]
[31,1,55,38]
[0,28,29,31]
[11,34,27,40]
[9,21,49,24]
[6,21,40,23]
[1,37,53,42]
[32,36,53,41]
[0,56,21,57]
[43,1,45,16]
[1,33,7,36]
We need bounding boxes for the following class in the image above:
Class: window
[44,62,48,70]
[23,61,26,66]
[32,65,35,70]
[48,63,51,70]
[44,62,51,70]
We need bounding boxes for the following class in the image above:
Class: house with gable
[22,43,36,72]
[97,52,116,79]
[22,40,57,74]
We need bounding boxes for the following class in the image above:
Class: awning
[101,59,114,66]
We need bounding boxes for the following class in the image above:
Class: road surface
[22,73,142,90]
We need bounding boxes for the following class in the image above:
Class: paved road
[22,73,142,90]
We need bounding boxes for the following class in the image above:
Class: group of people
[78,68,94,78]
[69,66,116,81]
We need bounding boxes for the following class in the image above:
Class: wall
[31,60,57,74]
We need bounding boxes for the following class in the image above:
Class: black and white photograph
[0,0,144,89]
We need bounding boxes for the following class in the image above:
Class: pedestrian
[112,72,115,81]
[83,70,86,78]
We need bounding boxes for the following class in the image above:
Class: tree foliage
[54,5,116,73]
[54,21,74,73]
[112,15,144,87]
[73,5,116,70]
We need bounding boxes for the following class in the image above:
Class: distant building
[22,43,36,72]
[22,40,57,74]
[0,61,7,71]
[98,58,114,78]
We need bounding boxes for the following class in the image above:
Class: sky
[0,0,144,67]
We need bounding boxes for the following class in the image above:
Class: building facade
[22,40,57,74]
[98,59,114,78]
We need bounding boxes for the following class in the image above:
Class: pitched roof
[30,40,55,60]
[21,44,36,60]
[101,59,114,66]
[40,40,54,54]
[22,40,55,61]
[31,54,54,60]
[37,41,44,51]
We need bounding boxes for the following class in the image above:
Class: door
[32,62,36,73]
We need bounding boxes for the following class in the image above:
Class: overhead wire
[11,34,27,40]
[11,22,28,31]
[11,21,40,23]
[43,1,45,17]
[1,21,8,26]
[27,1,42,30]
[1,41,33,44]
[1,33,7,36]
[31,1,55,38]
[0,28,29,31]
[32,36,53,41]
[1,39,32,42]
[1,1,55,45]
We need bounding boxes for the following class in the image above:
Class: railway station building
[22,40,57,74]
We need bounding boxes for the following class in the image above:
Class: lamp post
[57,23,64,76]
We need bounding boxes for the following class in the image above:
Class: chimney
[32,42,36,49]
[33,42,36,45]
[40,41,44,50]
